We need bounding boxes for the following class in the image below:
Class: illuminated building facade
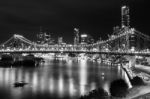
[80,34,94,44]
[37,27,54,45]
[121,5,130,28]
[74,28,80,45]
[58,37,64,45]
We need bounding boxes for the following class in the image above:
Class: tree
[110,79,128,98]
[80,87,109,99]
[131,76,145,86]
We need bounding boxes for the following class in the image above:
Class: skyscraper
[58,37,63,45]
[37,26,44,44]
[121,5,130,28]
[37,27,54,45]
[74,28,80,45]
[80,33,94,44]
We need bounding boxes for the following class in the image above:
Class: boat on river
[14,81,28,87]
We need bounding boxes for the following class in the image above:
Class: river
[0,58,128,99]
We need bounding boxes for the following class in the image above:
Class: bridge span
[0,27,150,57]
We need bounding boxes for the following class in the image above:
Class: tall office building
[121,5,130,28]
[37,26,44,44]
[74,28,80,45]
[37,27,54,45]
[113,26,120,35]
[58,37,63,45]
[80,33,94,44]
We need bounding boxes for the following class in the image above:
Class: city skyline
[0,0,149,44]
[0,1,150,99]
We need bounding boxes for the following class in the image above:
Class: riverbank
[80,82,150,99]
[124,64,150,99]
[125,85,150,99]
[97,64,150,99]
[135,64,150,75]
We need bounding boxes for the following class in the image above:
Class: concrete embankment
[135,65,150,75]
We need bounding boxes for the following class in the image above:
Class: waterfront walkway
[126,86,150,99]
[125,65,150,99]
[134,64,150,83]
[135,65,150,75]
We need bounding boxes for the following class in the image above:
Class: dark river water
[0,58,129,99]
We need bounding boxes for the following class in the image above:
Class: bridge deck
[0,50,150,56]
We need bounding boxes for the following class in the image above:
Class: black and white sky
[0,0,149,43]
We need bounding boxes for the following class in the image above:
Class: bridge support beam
[126,33,130,51]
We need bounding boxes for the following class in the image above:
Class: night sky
[0,0,149,43]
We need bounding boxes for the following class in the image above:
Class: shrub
[80,87,109,99]
[131,76,145,86]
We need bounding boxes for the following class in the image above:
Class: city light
[0,1,150,99]
[81,34,88,38]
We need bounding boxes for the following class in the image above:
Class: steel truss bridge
[0,27,150,56]
[0,50,150,57]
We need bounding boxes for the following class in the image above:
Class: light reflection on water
[0,58,127,99]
